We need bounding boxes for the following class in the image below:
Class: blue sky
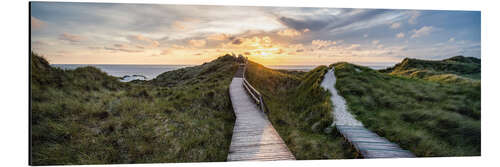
[30,2,480,66]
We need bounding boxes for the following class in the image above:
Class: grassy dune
[333,61,480,157]
[31,50,480,164]
[382,56,481,84]
[31,53,238,165]
[245,61,357,159]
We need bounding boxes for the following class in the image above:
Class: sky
[30,2,480,66]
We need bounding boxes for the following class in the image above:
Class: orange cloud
[127,35,160,48]
[31,16,45,29]
[59,33,85,42]
[189,39,206,47]
[160,49,170,56]
[207,33,231,41]
[172,21,186,30]
[277,28,302,37]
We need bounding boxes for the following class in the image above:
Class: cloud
[277,28,302,37]
[323,9,401,34]
[347,44,361,50]
[87,46,102,50]
[409,11,420,24]
[189,39,206,47]
[232,38,243,45]
[127,35,160,48]
[396,32,405,38]
[449,37,455,42]
[278,16,331,31]
[372,40,380,45]
[171,21,186,30]
[31,40,53,46]
[390,22,401,29]
[104,45,142,53]
[311,40,340,49]
[218,36,290,57]
[207,33,231,41]
[160,49,170,55]
[170,18,202,31]
[411,26,434,38]
[109,43,144,52]
[29,4,481,64]
[31,16,45,29]
[59,33,85,42]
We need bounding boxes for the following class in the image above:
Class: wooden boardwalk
[336,125,415,158]
[227,64,295,161]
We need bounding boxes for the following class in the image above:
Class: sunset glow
[30,2,480,66]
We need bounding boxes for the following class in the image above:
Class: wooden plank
[227,64,295,161]
[337,125,415,158]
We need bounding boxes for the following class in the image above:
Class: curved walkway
[227,64,295,161]
[321,68,415,158]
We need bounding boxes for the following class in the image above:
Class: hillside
[244,61,357,159]
[31,53,238,165]
[332,61,480,157]
[382,56,481,83]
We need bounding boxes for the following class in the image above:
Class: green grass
[332,62,480,157]
[382,56,481,83]
[244,61,357,159]
[31,53,238,165]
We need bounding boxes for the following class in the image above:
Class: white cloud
[396,32,405,38]
[409,11,421,24]
[207,33,231,41]
[347,44,361,50]
[411,26,434,38]
[363,34,368,38]
[449,37,455,42]
[372,40,380,45]
[311,40,340,49]
[390,22,401,29]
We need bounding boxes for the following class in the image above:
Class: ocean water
[51,64,390,82]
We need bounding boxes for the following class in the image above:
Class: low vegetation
[31,53,238,165]
[381,56,480,84]
[31,50,480,164]
[245,61,357,159]
[332,57,480,157]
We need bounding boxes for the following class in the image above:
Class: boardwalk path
[321,68,415,158]
[227,64,295,161]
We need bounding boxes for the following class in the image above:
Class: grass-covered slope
[382,56,481,83]
[333,62,480,157]
[31,53,238,165]
[244,61,357,159]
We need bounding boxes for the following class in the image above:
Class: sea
[51,64,390,82]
